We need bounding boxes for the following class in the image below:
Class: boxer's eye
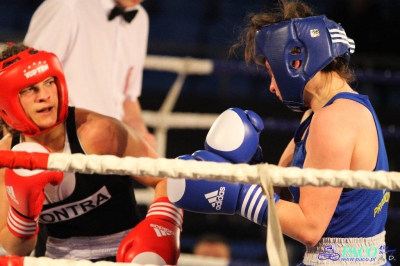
[20,86,36,95]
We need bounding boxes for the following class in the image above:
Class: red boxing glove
[5,143,63,239]
[117,197,183,265]
[0,256,24,266]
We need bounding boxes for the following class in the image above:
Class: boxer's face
[116,0,143,8]
[265,61,282,102]
[19,76,59,129]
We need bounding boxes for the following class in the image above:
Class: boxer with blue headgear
[254,15,355,111]
[231,1,390,265]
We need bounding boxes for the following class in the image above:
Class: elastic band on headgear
[255,15,355,111]
[0,48,68,136]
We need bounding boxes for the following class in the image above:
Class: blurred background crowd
[1,0,400,265]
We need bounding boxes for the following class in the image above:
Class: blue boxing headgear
[255,15,355,111]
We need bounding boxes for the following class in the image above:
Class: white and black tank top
[11,107,142,239]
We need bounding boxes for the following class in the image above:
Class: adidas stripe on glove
[117,197,183,265]
[168,151,279,226]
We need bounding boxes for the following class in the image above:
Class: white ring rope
[5,253,232,266]
[144,55,213,75]
[23,257,154,266]
[44,154,400,191]
[143,111,219,129]
[24,257,138,266]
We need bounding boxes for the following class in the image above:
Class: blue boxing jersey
[289,92,389,237]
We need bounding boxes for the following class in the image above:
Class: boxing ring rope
[41,154,400,191]
[7,253,234,266]
[1,252,242,266]
[1,151,400,266]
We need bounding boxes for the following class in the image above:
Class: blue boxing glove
[205,108,264,164]
[167,108,280,226]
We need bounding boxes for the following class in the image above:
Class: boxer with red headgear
[0,43,182,265]
[0,47,68,136]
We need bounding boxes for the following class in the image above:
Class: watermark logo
[318,245,340,261]
[317,244,396,263]
[381,245,396,262]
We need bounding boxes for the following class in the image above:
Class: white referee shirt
[24,0,149,120]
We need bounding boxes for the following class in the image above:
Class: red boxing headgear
[0,48,68,136]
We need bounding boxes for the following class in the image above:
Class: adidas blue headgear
[255,15,355,111]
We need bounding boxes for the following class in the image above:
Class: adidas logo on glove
[5,186,19,204]
[150,223,175,237]
[204,187,225,210]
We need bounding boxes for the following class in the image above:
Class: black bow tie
[108,6,138,23]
